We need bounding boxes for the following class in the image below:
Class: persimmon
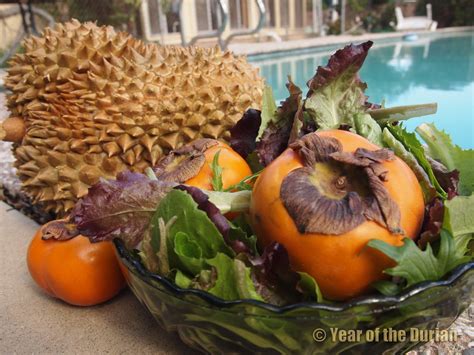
[186,141,252,190]
[250,130,425,301]
[154,138,252,190]
[27,219,126,306]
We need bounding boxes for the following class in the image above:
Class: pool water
[249,32,474,149]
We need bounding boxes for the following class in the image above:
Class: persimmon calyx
[42,219,79,241]
[153,139,219,182]
[280,133,403,235]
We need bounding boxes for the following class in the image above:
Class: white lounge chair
[395,4,438,31]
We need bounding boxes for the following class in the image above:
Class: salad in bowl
[41,41,473,353]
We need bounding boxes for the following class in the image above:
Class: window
[229,0,249,29]
[279,0,289,27]
[264,0,276,27]
[196,0,222,32]
[146,0,181,34]
[295,0,304,28]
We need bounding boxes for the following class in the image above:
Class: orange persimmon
[186,141,252,190]
[27,220,126,306]
[250,130,425,301]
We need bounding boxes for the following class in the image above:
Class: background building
[139,0,324,45]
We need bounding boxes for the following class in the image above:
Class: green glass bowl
[114,239,473,354]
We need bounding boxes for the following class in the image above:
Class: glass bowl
[114,239,473,354]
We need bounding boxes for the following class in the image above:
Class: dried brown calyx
[152,139,218,182]
[42,219,79,241]
[280,133,403,235]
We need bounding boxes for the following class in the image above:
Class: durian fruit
[2,20,263,216]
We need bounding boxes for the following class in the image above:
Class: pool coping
[229,26,474,57]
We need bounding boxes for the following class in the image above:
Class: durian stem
[1,116,26,142]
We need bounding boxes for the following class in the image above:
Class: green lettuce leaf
[297,272,324,302]
[228,216,258,255]
[206,190,251,214]
[256,79,303,166]
[368,231,472,288]
[368,103,437,125]
[382,127,436,202]
[387,124,446,199]
[443,195,474,237]
[304,41,372,130]
[223,170,262,192]
[145,189,261,301]
[173,231,205,275]
[257,85,278,140]
[174,269,192,288]
[210,150,224,191]
[416,123,474,195]
[353,112,384,147]
[147,189,233,276]
[371,280,403,296]
[174,252,264,301]
[302,42,387,146]
[208,256,263,300]
[143,188,318,304]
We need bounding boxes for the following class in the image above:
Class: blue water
[249,32,474,149]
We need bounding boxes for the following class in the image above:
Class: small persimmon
[186,141,252,190]
[154,138,252,191]
[27,219,126,306]
[250,130,425,301]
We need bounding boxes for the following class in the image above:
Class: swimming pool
[249,31,473,149]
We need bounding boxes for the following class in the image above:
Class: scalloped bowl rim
[114,239,474,314]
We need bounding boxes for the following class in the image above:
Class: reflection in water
[250,33,474,148]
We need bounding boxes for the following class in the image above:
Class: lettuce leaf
[71,171,173,249]
[297,272,324,303]
[417,198,444,248]
[210,150,224,191]
[353,112,384,147]
[150,189,233,265]
[229,108,262,159]
[368,231,472,289]
[257,85,279,140]
[368,103,437,125]
[416,123,474,196]
[428,157,459,200]
[206,189,252,214]
[206,254,263,301]
[370,188,473,296]
[371,280,403,297]
[143,187,322,305]
[387,124,446,199]
[256,80,302,166]
[304,41,372,130]
[443,195,474,237]
[248,242,317,305]
[382,127,436,202]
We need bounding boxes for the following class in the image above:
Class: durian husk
[4,20,263,216]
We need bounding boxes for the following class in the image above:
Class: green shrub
[417,0,474,27]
